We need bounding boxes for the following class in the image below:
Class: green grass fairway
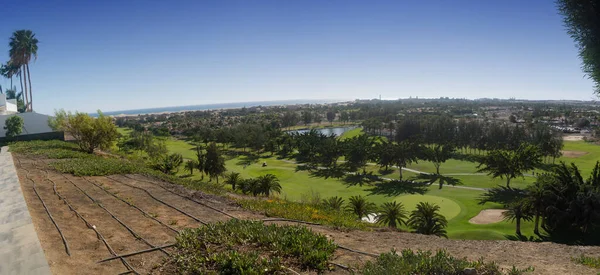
[395,194,461,220]
[339,127,363,140]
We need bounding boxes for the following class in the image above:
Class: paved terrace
[0,146,50,275]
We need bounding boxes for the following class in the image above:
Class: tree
[153,153,183,174]
[322,196,344,211]
[376,201,408,228]
[224,172,241,190]
[302,111,313,125]
[203,142,226,182]
[392,141,420,180]
[407,202,448,238]
[509,114,517,123]
[196,145,206,180]
[9,30,38,112]
[345,195,376,219]
[524,176,550,235]
[343,134,375,173]
[184,160,197,175]
[503,200,533,237]
[422,144,455,175]
[256,174,281,197]
[48,110,118,153]
[326,111,336,124]
[4,115,23,138]
[477,144,542,188]
[557,0,600,94]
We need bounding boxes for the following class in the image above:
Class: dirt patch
[469,209,507,224]
[562,150,589,158]
[563,135,584,141]
[14,154,600,275]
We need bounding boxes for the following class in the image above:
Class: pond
[287,126,358,137]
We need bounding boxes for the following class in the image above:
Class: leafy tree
[376,201,408,228]
[302,111,313,125]
[374,140,395,171]
[525,175,552,235]
[407,202,448,238]
[477,144,542,188]
[503,200,533,237]
[345,195,376,219]
[509,114,517,123]
[557,0,600,94]
[256,174,281,197]
[422,144,455,175]
[9,30,38,112]
[48,110,118,153]
[184,160,197,175]
[326,111,336,124]
[196,145,206,180]
[392,141,420,180]
[203,142,226,182]
[343,134,375,173]
[322,196,344,211]
[224,172,241,190]
[4,115,23,138]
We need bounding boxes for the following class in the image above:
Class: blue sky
[0,0,594,114]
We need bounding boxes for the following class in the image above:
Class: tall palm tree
[9,30,38,112]
[345,195,376,220]
[376,201,408,228]
[503,200,533,236]
[224,172,241,191]
[525,175,551,235]
[257,174,281,197]
[407,202,448,238]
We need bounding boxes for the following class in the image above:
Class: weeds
[50,157,142,176]
[572,255,600,269]
[9,140,92,159]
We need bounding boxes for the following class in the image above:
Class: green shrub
[50,157,142,176]
[361,249,532,275]
[48,109,118,153]
[4,115,23,138]
[237,198,370,230]
[572,255,600,269]
[9,140,92,159]
[173,219,336,273]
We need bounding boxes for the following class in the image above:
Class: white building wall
[0,95,18,115]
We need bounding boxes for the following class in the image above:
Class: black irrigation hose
[330,262,351,271]
[56,173,170,256]
[261,218,322,226]
[18,159,71,256]
[34,169,139,274]
[106,176,208,225]
[82,177,179,234]
[98,244,176,263]
[121,175,239,219]
[337,244,379,257]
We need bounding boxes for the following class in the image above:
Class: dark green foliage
[4,115,23,138]
[50,157,142,176]
[256,174,281,197]
[503,200,533,236]
[407,202,448,238]
[172,219,337,273]
[346,195,377,219]
[204,142,226,182]
[376,201,408,228]
[557,0,600,93]
[422,144,455,175]
[184,159,197,175]
[477,144,542,188]
[322,196,344,211]
[224,171,241,190]
[361,249,531,275]
[152,153,183,175]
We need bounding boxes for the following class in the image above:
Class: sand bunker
[469,209,507,224]
[562,150,588,158]
[563,135,584,141]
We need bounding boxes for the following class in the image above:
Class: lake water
[288,126,357,137]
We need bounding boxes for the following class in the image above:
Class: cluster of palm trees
[224,172,282,197]
[481,161,600,243]
[323,195,448,237]
[1,30,38,112]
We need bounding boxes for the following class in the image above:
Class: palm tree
[503,200,533,236]
[525,175,551,235]
[184,160,197,175]
[9,30,38,112]
[322,196,345,211]
[345,195,376,219]
[407,202,448,238]
[224,172,241,190]
[257,174,281,197]
[376,201,408,228]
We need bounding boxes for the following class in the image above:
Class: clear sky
[0,0,595,114]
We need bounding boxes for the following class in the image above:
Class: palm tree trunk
[399,167,403,180]
[534,212,540,235]
[516,218,521,236]
[20,69,28,112]
[26,64,32,112]
[506,177,511,188]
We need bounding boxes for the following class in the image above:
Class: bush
[237,198,370,230]
[173,219,337,273]
[48,109,118,153]
[151,153,183,175]
[50,157,142,176]
[361,249,532,275]
[4,115,23,138]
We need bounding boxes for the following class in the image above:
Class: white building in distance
[0,94,18,115]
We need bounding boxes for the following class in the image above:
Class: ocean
[97,99,343,117]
